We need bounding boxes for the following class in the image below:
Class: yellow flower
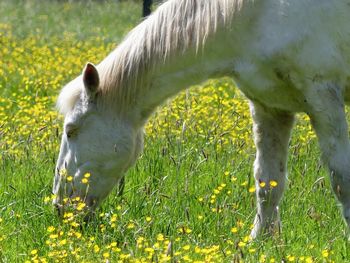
[145,216,152,222]
[182,245,190,251]
[287,255,295,262]
[230,227,238,233]
[84,172,91,178]
[241,181,248,186]
[157,234,164,241]
[70,221,79,228]
[93,244,100,253]
[47,226,55,233]
[63,212,73,219]
[81,178,88,184]
[259,181,266,188]
[59,169,67,177]
[238,241,246,247]
[127,222,135,229]
[110,215,117,223]
[76,202,86,211]
[185,228,192,234]
[322,250,329,258]
[30,249,38,255]
[248,186,256,193]
[305,257,313,263]
[120,253,131,259]
[270,180,278,188]
[260,254,266,263]
[66,176,73,182]
[144,247,154,253]
[59,239,67,246]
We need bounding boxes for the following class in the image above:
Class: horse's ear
[82,62,99,98]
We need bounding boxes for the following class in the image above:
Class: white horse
[53,0,350,237]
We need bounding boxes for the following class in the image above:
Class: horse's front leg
[250,101,295,238]
[306,82,350,227]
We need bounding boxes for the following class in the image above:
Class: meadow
[0,0,350,262]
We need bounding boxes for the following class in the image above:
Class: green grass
[0,0,142,42]
[1,0,350,262]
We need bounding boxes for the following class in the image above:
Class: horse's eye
[65,124,78,139]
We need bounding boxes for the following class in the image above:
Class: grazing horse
[53,0,350,237]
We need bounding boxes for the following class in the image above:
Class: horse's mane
[57,0,243,115]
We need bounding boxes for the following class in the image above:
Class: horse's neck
[129,0,350,127]
[132,30,234,125]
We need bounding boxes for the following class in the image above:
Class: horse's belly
[232,62,307,112]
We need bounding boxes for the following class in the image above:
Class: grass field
[1,0,350,262]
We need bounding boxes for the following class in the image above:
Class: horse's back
[226,0,350,112]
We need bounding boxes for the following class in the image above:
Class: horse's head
[53,63,143,216]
